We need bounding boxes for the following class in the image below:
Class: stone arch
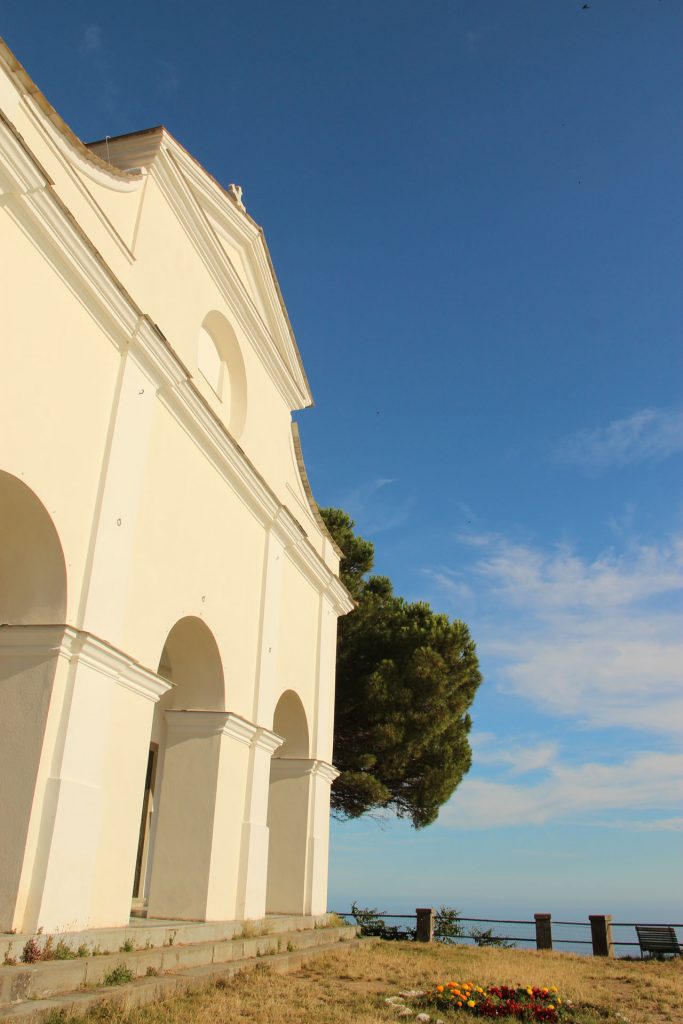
[266,690,312,914]
[158,615,226,710]
[132,615,226,905]
[0,471,67,624]
[197,311,247,439]
[272,689,310,758]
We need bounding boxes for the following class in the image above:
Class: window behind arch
[197,325,223,397]
[196,312,247,439]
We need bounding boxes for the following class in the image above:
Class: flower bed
[385,982,571,1022]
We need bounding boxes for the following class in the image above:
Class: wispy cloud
[426,532,683,735]
[155,59,180,99]
[554,406,683,470]
[471,734,558,776]
[438,750,683,829]
[79,25,119,114]
[340,478,415,536]
[81,25,102,55]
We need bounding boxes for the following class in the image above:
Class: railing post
[534,913,553,950]
[589,915,614,957]
[416,907,434,943]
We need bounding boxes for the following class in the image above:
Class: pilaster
[147,711,258,921]
[0,625,170,933]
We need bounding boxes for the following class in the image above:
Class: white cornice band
[164,710,286,753]
[0,624,172,703]
[270,757,340,784]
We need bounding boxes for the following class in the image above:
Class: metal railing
[332,908,683,957]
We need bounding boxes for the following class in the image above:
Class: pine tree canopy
[320,508,483,829]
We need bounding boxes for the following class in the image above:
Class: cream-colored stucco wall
[0,40,351,934]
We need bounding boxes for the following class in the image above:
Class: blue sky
[3,0,681,924]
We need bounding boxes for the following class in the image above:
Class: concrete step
[0,934,367,1021]
[0,924,358,1008]
[0,913,336,962]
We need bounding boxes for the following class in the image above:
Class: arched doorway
[0,472,67,930]
[133,616,225,907]
[265,690,311,914]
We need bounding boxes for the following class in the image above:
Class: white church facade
[0,40,352,935]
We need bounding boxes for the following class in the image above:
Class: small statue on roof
[228,183,245,210]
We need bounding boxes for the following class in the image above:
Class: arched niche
[266,690,311,914]
[159,615,225,711]
[197,311,247,440]
[0,471,67,624]
[132,615,225,902]
[272,689,310,758]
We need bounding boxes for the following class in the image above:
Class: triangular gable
[88,128,312,411]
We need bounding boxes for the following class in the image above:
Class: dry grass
[48,941,682,1024]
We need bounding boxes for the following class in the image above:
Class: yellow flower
[548,1005,555,1012]
[526,988,533,996]
[550,987,558,993]
[467,1000,475,1008]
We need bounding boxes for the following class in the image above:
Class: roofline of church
[0,36,311,404]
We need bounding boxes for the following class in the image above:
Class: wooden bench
[635,925,681,958]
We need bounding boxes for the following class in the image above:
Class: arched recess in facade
[142,618,272,925]
[265,690,312,914]
[0,472,67,930]
[141,616,246,921]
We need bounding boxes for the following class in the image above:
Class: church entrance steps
[0,924,362,1021]
[0,913,334,963]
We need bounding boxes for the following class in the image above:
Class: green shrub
[103,964,135,986]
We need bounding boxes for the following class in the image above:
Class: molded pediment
[87,128,311,411]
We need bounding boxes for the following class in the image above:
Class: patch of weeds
[240,921,269,939]
[44,1011,69,1024]
[469,926,513,948]
[20,938,42,963]
[325,913,347,928]
[77,944,89,958]
[54,940,77,960]
[103,964,134,986]
[145,966,159,977]
[90,945,103,957]
[286,940,297,952]
[119,939,135,953]
[41,936,55,960]
[3,946,17,966]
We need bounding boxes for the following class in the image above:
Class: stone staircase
[0,915,361,1021]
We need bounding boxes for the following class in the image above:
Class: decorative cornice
[164,710,285,752]
[0,109,50,195]
[0,624,172,702]
[253,726,286,756]
[269,757,340,783]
